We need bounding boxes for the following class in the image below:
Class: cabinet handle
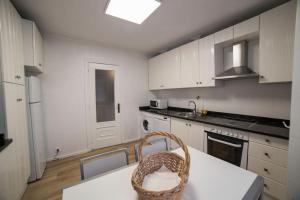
[264,152,270,158]
[16,98,22,102]
[263,168,269,173]
[189,124,191,127]
[39,63,42,67]
[265,139,270,143]
[15,75,21,79]
[199,82,202,84]
[185,123,188,126]
[260,75,264,79]
[264,184,268,190]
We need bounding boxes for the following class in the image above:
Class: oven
[204,127,249,169]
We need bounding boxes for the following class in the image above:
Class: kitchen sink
[177,112,200,118]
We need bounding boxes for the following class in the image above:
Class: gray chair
[134,138,168,162]
[80,148,129,180]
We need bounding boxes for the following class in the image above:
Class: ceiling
[12,0,288,56]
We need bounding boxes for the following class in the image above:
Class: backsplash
[151,79,291,119]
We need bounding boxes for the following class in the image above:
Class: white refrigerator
[26,76,47,182]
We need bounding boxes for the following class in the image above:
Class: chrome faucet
[188,100,197,116]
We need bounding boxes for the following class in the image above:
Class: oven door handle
[207,136,242,148]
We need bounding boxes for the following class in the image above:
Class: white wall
[42,34,151,160]
[288,0,300,199]
[152,79,291,119]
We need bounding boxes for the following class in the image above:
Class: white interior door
[88,63,121,149]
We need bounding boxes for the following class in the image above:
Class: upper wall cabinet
[149,48,180,90]
[199,34,219,87]
[259,0,296,83]
[0,0,24,85]
[180,40,200,88]
[214,26,234,44]
[22,19,44,73]
[234,16,259,40]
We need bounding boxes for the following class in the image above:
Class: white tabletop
[63,147,263,200]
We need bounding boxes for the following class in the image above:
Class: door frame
[84,61,122,150]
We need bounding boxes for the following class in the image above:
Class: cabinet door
[3,83,29,199]
[199,34,216,87]
[162,48,181,89]
[33,23,43,72]
[149,55,163,90]
[180,40,200,88]
[234,16,259,40]
[188,122,204,151]
[214,26,233,44]
[259,0,296,83]
[171,118,188,149]
[0,0,24,85]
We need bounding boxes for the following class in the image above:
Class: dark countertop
[140,106,290,139]
[0,139,13,153]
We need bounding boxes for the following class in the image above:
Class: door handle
[207,136,242,148]
[117,103,120,113]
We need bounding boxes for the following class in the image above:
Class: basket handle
[138,131,190,177]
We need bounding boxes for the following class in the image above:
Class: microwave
[150,99,168,109]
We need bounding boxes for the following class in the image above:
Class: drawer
[248,142,288,167]
[248,156,287,185]
[249,134,288,150]
[263,177,287,200]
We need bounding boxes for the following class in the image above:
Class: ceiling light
[105,0,161,24]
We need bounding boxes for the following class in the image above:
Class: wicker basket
[131,131,190,200]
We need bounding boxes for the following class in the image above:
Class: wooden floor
[21,140,139,200]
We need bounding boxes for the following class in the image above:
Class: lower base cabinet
[170,118,204,151]
[247,134,288,200]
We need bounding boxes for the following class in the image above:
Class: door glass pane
[95,69,115,122]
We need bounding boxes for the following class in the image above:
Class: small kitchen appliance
[149,99,168,109]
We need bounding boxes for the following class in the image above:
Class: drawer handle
[264,152,270,158]
[189,124,191,127]
[16,98,22,102]
[263,168,269,173]
[186,123,188,126]
[265,139,270,143]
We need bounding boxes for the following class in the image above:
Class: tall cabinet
[0,0,30,199]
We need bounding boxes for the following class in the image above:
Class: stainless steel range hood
[214,41,259,80]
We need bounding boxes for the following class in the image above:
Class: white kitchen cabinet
[199,34,218,87]
[149,48,180,90]
[3,83,30,199]
[180,40,200,88]
[259,0,296,83]
[22,19,44,73]
[188,121,204,151]
[171,118,204,151]
[214,26,234,44]
[149,55,163,90]
[248,134,288,200]
[234,16,259,40]
[0,143,19,200]
[0,0,24,85]
[171,118,188,149]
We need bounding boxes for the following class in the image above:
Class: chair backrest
[80,148,129,180]
[134,138,168,162]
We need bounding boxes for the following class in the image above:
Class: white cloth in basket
[142,165,181,191]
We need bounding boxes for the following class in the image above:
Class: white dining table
[62,147,263,200]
